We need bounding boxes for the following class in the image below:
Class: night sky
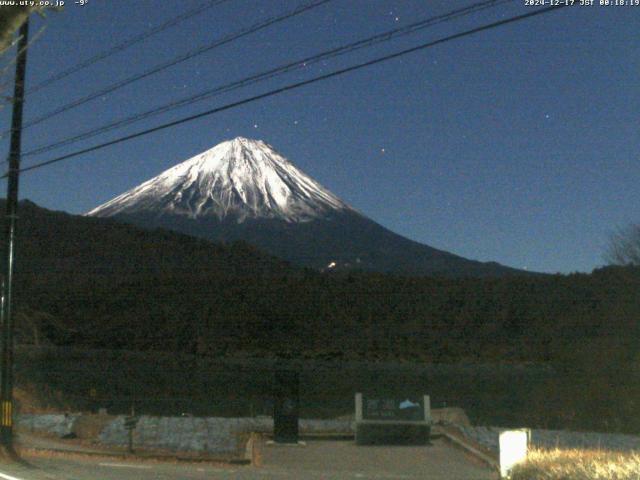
[0,0,638,274]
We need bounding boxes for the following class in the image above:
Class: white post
[423,395,431,423]
[499,429,530,478]
[355,393,363,422]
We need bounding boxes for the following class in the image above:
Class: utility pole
[0,18,29,451]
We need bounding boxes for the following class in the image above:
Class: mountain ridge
[88,137,530,277]
[88,137,352,223]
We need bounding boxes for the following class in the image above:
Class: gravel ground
[456,425,640,453]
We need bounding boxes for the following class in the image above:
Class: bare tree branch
[604,224,640,266]
[0,7,33,55]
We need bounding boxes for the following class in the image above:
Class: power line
[4,4,567,179]
[0,25,45,76]
[12,0,233,99]
[23,0,514,158]
[0,0,333,138]
[0,24,47,103]
[0,30,21,58]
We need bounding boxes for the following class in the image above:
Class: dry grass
[510,448,640,480]
[14,384,74,414]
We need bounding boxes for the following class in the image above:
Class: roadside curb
[15,443,245,465]
[435,426,499,471]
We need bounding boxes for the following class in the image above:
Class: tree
[0,6,35,55]
[605,224,640,266]
[0,6,59,108]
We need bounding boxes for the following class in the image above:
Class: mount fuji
[87,137,523,277]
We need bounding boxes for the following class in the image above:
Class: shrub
[510,448,640,480]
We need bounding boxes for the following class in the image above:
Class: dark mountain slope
[88,137,528,277]
[114,209,522,277]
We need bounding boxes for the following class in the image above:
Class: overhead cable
[6,4,567,179]
[24,0,514,158]
[0,0,333,138]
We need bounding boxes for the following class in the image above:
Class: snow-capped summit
[87,137,351,223]
[88,137,526,277]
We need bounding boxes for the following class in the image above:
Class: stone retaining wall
[19,414,639,456]
[17,414,354,454]
[18,413,80,437]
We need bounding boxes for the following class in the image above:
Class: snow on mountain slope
[87,137,352,223]
[87,137,528,277]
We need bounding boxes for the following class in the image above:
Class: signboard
[355,393,431,445]
[124,415,139,430]
[363,396,425,422]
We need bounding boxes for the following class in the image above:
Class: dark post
[127,404,135,453]
[0,18,29,450]
[273,368,300,443]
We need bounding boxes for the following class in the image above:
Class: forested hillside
[6,200,639,365]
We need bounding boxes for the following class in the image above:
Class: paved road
[0,439,497,479]
[261,439,497,479]
[0,456,244,480]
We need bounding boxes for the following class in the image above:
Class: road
[260,438,497,479]
[0,439,497,479]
